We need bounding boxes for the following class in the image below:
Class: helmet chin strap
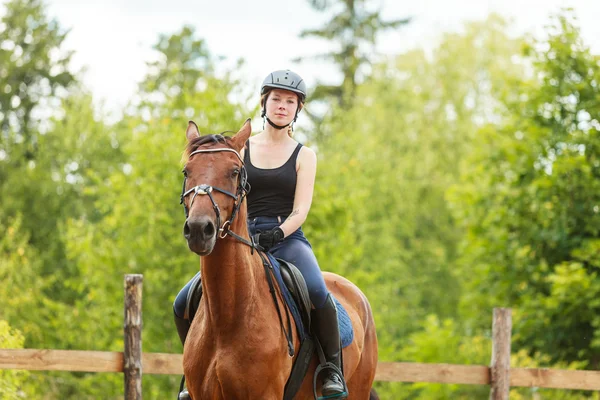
[266,117,291,130]
[262,106,300,130]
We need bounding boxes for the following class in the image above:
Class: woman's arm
[279,146,317,237]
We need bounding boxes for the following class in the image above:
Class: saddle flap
[277,258,312,330]
[184,273,203,321]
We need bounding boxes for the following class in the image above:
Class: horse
[180,119,379,399]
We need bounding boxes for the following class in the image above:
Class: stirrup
[313,362,348,400]
[318,392,348,400]
[178,391,191,400]
[177,376,191,400]
[321,371,348,399]
[321,372,348,399]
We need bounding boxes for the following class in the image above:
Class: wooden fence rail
[2,349,600,392]
[1,275,600,398]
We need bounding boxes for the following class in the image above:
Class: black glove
[253,227,285,251]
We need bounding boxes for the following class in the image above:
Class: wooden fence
[2,274,600,399]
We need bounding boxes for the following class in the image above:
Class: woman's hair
[261,91,305,137]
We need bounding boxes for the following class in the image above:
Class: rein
[180,145,295,356]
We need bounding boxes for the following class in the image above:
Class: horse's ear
[231,119,252,151]
[186,121,200,142]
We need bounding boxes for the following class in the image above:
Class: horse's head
[181,119,252,255]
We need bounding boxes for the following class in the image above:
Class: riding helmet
[260,70,307,103]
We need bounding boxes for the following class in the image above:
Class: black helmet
[261,70,307,102]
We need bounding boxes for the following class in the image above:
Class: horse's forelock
[184,132,235,160]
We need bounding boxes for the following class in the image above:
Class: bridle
[180,147,253,246]
[179,144,295,357]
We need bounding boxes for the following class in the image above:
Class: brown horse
[180,119,379,399]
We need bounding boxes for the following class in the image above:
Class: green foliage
[0,0,86,290]
[508,350,597,400]
[0,0,118,353]
[449,10,600,368]
[137,25,253,124]
[378,317,597,399]
[307,13,525,369]
[0,92,124,372]
[0,320,29,399]
[0,216,46,343]
[0,218,41,398]
[385,315,491,399]
[0,0,75,159]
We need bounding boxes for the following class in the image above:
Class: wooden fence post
[489,308,512,400]
[124,274,143,400]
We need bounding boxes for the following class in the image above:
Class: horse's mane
[183,132,236,161]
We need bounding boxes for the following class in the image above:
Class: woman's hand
[253,227,285,251]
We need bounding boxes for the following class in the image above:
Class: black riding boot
[174,312,191,400]
[311,294,348,399]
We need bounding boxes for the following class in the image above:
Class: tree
[0,94,125,397]
[135,25,253,128]
[0,0,109,307]
[298,0,410,110]
[304,14,526,398]
[0,0,75,162]
[449,10,600,368]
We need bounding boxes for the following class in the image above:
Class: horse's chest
[187,331,291,398]
[214,352,289,399]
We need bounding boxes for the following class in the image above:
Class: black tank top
[244,141,303,219]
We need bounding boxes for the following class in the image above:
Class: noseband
[180,147,252,244]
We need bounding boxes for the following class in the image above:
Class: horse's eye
[182,169,188,177]
[231,169,240,178]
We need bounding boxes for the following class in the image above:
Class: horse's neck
[200,220,262,329]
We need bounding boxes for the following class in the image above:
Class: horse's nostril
[203,222,215,237]
[184,217,216,241]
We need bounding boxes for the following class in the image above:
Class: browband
[189,148,244,164]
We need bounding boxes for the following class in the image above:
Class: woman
[173,70,347,399]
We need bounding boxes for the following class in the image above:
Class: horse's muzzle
[184,215,217,255]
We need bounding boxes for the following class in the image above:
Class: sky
[29,0,600,116]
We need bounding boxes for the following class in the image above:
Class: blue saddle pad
[333,296,354,349]
[266,254,354,349]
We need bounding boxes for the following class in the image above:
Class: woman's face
[265,89,299,126]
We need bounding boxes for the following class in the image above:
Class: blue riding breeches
[173,216,330,319]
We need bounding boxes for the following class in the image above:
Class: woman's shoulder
[298,144,316,165]
[247,133,260,146]
[295,139,313,153]
[243,133,263,153]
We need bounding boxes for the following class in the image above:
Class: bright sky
[35,0,600,116]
